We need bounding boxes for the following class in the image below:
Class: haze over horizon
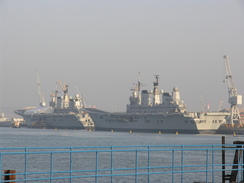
[1,0,244,117]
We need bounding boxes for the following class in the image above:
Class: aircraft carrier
[84,75,230,134]
[15,81,94,130]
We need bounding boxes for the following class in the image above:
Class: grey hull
[94,127,217,134]
[86,109,229,135]
[22,113,85,129]
[217,125,244,135]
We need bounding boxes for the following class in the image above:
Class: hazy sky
[1,0,244,116]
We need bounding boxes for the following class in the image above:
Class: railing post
[242,145,244,183]
[181,145,184,183]
[50,152,53,183]
[206,149,209,183]
[24,148,27,183]
[0,154,2,182]
[172,149,175,183]
[135,150,138,183]
[70,148,72,183]
[4,170,16,183]
[96,151,98,183]
[148,146,150,183]
[222,136,225,183]
[212,145,215,183]
[110,146,113,183]
[230,141,244,182]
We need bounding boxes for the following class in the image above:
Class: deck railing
[1,141,244,182]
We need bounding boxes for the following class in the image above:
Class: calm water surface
[0,127,241,148]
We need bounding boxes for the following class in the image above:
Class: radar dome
[173,87,179,91]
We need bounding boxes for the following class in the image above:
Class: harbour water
[0,127,241,148]
[0,128,243,183]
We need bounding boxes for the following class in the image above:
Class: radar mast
[36,70,46,107]
[153,75,161,105]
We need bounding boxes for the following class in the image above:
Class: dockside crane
[224,55,242,126]
[58,81,68,95]
[36,70,46,107]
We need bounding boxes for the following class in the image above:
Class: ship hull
[217,125,244,135]
[20,113,85,129]
[44,114,85,129]
[94,127,216,134]
[15,109,94,130]
[0,121,11,127]
[87,110,229,134]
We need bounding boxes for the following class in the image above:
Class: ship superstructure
[85,75,230,134]
[127,75,186,114]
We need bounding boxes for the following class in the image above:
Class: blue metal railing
[0,144,244,183]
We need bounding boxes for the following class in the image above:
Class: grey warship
[15,81,94,130]
[84,75,230,134]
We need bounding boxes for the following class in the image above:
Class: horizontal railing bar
[0,147,242,155]
[0,143,242,151]
[1,164,242,177]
